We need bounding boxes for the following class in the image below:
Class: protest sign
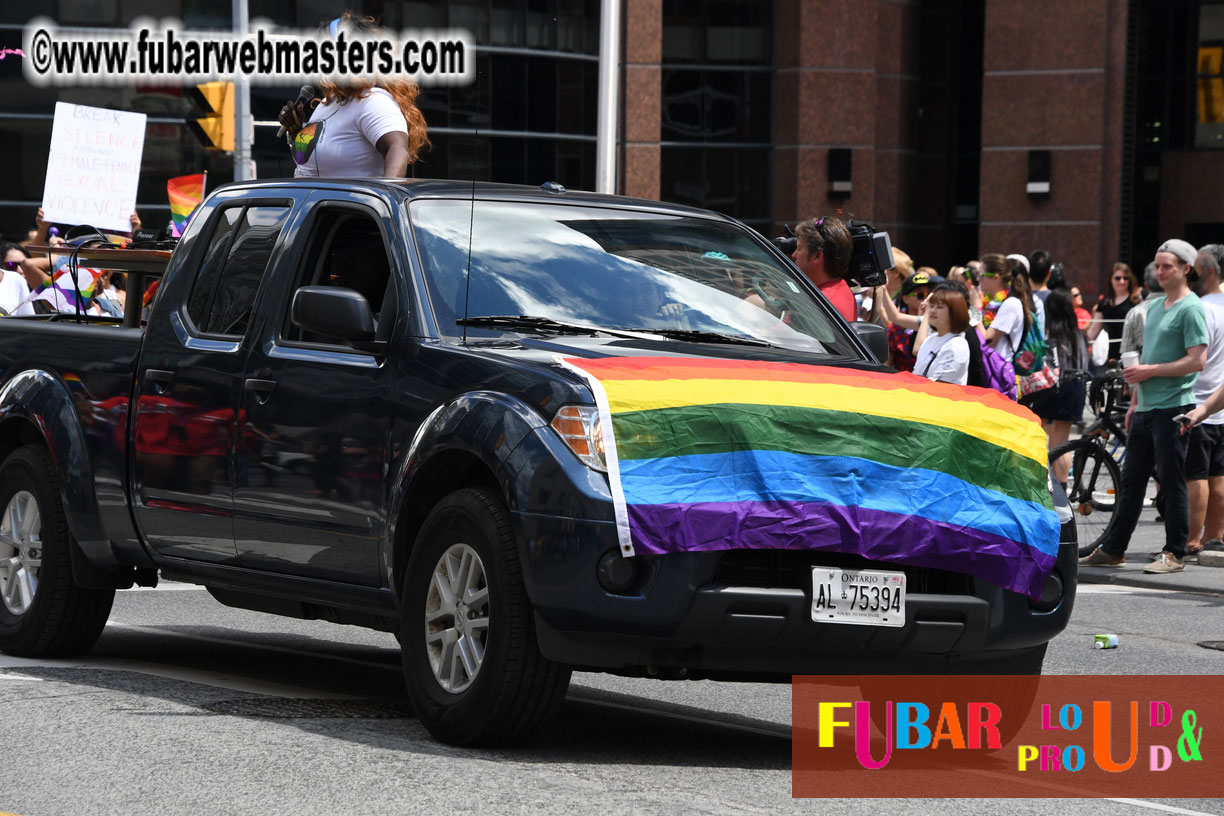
[42,102,146,233]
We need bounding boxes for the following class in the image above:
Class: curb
[1200,551,1224,567]
[1076,565,1224,596]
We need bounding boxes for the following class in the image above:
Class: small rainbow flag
[167,173,206,237]
[560,357,1060,599]
[17,261,104,313]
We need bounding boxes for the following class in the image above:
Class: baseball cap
[1157,239,1198,266]
[900,271,943,297]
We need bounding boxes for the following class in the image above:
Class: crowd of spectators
[865,237,1224,575]
[0,208,137,317]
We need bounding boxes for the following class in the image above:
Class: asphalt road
[0,574,1221,816]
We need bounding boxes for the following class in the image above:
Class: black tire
[1049,439,1121,556]
[401,488,571,746]
[0,445,115,657]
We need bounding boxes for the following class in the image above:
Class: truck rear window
[186,204,290,337]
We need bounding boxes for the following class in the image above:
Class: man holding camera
[789,216,857,322]
[1080,239,1207,574]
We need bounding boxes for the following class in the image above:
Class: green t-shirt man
[1137,292,1208,410]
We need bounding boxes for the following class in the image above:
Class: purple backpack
[977,331,1017,400]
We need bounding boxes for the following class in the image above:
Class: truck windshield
[410,199,857,356]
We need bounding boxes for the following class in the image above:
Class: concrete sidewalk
[1075,499,1224,595]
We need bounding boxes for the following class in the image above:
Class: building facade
[1,0,1221,295]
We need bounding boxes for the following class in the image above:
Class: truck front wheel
[0,445,114,657]
[400,488,570,745]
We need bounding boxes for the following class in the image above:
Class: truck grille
[713,549,974,595]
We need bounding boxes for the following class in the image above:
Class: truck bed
[0,316,146,562]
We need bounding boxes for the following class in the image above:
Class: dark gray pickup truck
[0,179,1076,745]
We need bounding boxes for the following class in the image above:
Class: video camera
[773,219,894,288]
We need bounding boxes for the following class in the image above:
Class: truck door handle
[144,369,174,395]
[244,378,277,405]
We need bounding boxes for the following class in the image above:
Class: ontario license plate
[810,567,906,627]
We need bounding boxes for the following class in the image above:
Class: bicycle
[1047,369,1129,556]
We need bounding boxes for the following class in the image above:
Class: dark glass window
[187,207,242,330]
[1197,3,1224,148]
[662,0,771,65]
[187,205,288,337]
[0,1,603,239]
[659,0,772,226]
[660,146,771,229]
[661,69,771,143]
[284,206,394,346]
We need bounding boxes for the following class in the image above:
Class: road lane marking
[0,672,43,681]
[1107,799,1222,816]
[120,581,207,592]
[0,651,358,699]
[1076,585,1176,595]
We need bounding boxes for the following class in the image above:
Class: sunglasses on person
[2,260,19,271]
[981,270,1000,278]
[1113,276,1128,282]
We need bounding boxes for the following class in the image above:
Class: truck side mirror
[852,321,888,364]
[291,286,381,349]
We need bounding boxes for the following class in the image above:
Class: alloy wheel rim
[424,542,490,693]
[0,491,42,616]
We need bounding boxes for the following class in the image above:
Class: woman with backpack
[979,253,1033,362]
[1024,290,1090,485]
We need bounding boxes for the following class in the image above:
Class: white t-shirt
[0,269,34,316]
[915,331,970,385]
[293,88,409,178]
[1195,292,1224,425]
[990,296,1026,361]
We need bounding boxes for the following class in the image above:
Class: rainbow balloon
[167,173,206,237]
[560,356,1059,598]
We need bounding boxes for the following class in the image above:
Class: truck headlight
[551,405,607,472]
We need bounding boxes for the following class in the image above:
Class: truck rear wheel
[0,445,114,657]
[400,488,570,745]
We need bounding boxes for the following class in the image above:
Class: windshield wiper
[620,328,774,347]
[457,315,663,341]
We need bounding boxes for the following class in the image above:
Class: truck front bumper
[514,512,1076,679]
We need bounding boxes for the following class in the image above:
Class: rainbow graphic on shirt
[292,121,322,166]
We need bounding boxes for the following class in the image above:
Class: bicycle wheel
[1049,439,1121,556]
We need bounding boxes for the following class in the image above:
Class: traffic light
[186,81,234,151]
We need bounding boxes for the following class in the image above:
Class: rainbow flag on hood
[559,356,1060,599]
[167,173,206,237]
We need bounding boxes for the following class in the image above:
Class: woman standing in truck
[279,12,431,178]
